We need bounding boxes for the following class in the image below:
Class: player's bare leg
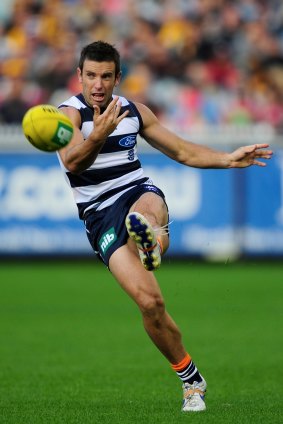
[109,242,186,364]
[117,192,183,361]
[109,192,207,411]
[109,243,207,412]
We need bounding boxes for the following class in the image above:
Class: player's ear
[77,67,82,83]
[115,71,122,87]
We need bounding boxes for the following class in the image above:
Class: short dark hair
[78,41,121,76]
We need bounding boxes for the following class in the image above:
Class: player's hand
[91,96,129,142]
[229,144,273,168]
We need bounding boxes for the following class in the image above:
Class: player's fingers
[116,109,129,124]
[257,153,272,159]
[107,96,119,112]
[113,100,122,116]
[245,144,271,155]
[252,149,272,159]
[245,144,259,154]
[253,160,267,167]
[254,143,270,150]
[258,150,273,157]
[93,105,100,118]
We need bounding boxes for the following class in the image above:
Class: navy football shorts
[84,183,168,267]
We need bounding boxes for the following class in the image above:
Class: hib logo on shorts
[52,122,73,147]
[119,135,136,148]
[99,227,117,254]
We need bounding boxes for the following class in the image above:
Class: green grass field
[0,260,282,424]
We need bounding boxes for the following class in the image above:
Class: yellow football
[22,104,74,152]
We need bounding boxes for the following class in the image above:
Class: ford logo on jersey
[119,135,136,148]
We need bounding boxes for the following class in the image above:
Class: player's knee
[138,293,165,321]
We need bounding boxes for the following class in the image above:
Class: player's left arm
[136,103,273,169]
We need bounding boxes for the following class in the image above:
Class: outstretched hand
[91,96,129,141]
[229,144,273,168]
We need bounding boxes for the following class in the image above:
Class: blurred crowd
[0,0,283,133]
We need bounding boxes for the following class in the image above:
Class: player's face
[77,60,121,108]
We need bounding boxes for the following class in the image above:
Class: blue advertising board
[0,153,90,255]
[0,150,282,257]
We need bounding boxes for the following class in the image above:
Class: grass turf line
[0,261,282,424]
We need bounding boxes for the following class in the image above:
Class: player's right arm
[58,96,128,174]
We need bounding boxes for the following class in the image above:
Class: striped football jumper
[57,94,150,219]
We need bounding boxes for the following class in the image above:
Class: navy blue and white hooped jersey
[57,94,150,219]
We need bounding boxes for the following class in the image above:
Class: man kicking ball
[57,40,272,412]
